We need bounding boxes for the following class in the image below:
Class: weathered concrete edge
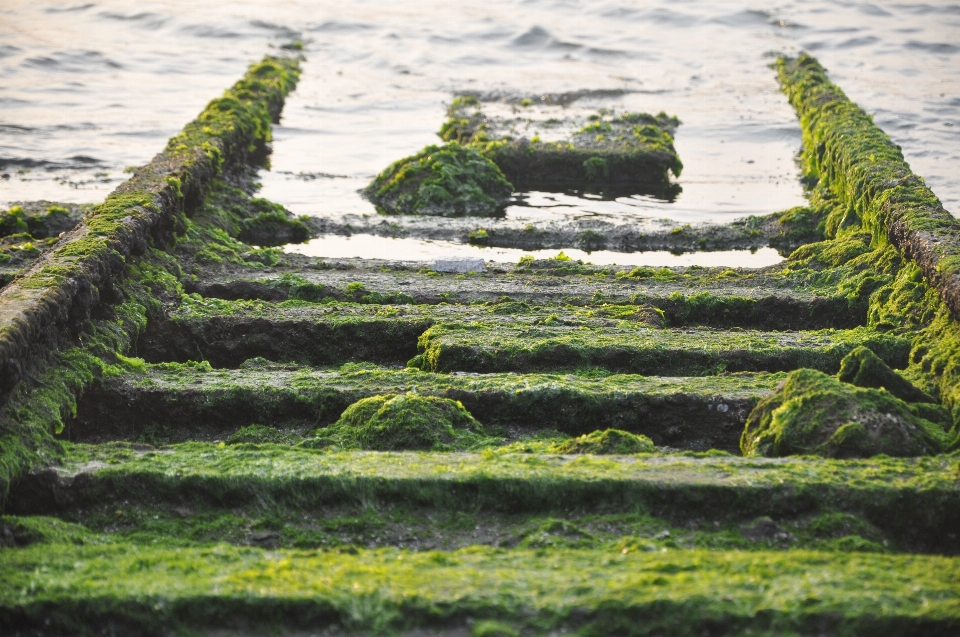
[777,53,960,321]
[0,54,302,406]
[0,154,198,399]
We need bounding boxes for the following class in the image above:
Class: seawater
[1,0,958,263]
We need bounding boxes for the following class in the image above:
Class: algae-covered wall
[777,53,960,320]
[0,53,303,497]
[776,53,960,431]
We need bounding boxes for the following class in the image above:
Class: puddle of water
[286,235,783,268]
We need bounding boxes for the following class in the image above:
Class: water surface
[2,1,957,262]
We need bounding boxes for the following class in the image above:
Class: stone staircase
[1,51,959,636]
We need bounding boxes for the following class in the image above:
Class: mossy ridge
[0,244,187,498]
[439,98,683,197]
[0,504,906,555]
[74,363,781,451]
[415,324,909,376]
[2,545,958,637]
[8,53,301,296]
[138,294,894,369]
[13,442,960,551]
[187,261,864,330]
[363,143,514,216]
[777,53,960,322]
[0,54,301,499]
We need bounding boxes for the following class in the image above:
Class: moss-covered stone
[12,442,960,552]
[0,202,86,240]
[550,429,654,454]
[2,542,959,636]
[363,143,513,216]
[417,324,909,376]
[777,52,960,323]
[0,515,92,547]
[838,346,934,403]
[311,393,486,451]
[741,369,946,458]
[227,424,288,445]
[237,210,311,247]
[440,100,682,197]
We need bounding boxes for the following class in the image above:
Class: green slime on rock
[741,368,947,458]
[307,393,489,451]
[363,142,514,216]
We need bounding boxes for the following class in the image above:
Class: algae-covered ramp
[3,49,960,636]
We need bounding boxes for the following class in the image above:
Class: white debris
[431,256,487,273]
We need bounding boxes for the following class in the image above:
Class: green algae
[78,363,783,451]
[147,293,860,369]
[438,101,683,197]
[776,53,960,323]
[1,542,958,635]
[542,429,654,455]
[0,503,907,556]
[0,515,93,547]
[24,441,960,552]
[308,393,490,451]
[472,621,519,637]
[227,424,297,445]
[363,142,514,216]
[776,53,950,243]
[741,369,946,459]
[838,346,933,403]
[415,324,909,375]
[166,55,301,165]
[0,202,85,241]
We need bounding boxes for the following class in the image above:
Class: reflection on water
[1,0,958,221]
[286,234,785,269]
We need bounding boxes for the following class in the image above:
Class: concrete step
[3,540,957,636]
[71,363,785,452]
[416,324,910,375]
[186,256,862,330]
[10,443,959,553]
[138,297,906,372]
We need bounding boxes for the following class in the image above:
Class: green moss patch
[549,429,655,454]
[741,369,947,458]
[2,543,958,636]
[308,393,489,451]
[777,52,960,322]
[12,442,960,552]
[416,324,909,375]
[440,100,682,197]
[0,202,86,240]
[76,364,783,452]
[363,143,513,216]
[0,515,93,547]
[838,346,934,403]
